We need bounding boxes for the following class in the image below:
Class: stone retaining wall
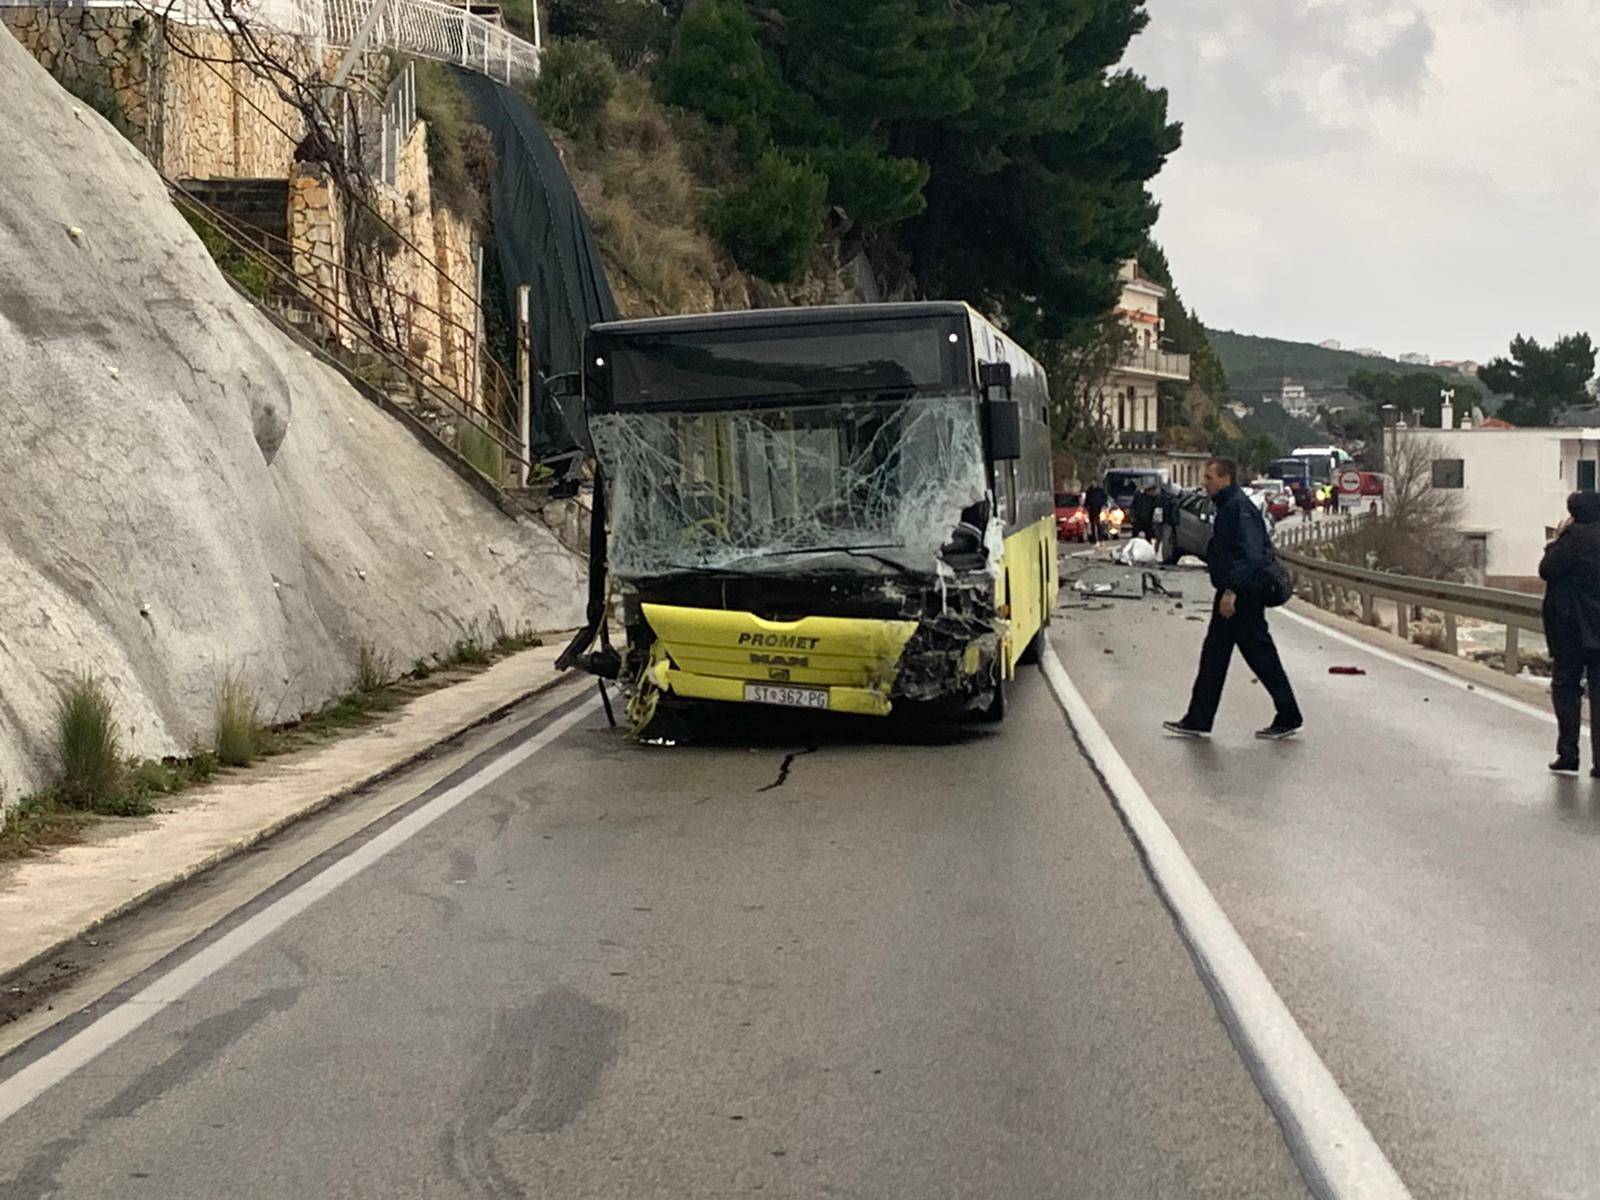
[1,9,303,178]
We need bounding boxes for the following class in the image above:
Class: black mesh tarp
[457,72,618,458]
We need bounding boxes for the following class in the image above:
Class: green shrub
[528,38,618,140]
[655,0,783,159]
[543,0,672,69]
[413,61,494,226]
[128,758,182,798]
[187,750,219,783]
[450,636,491,667]
[710,153,827,283]
[179,208,274,300]
[214,669,263,768]
[56,673,123,809]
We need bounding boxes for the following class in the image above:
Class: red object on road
[1328,666,1368,675]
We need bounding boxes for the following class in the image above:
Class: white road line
[1276,606,1559,726]
[0,697,599,1128]
[1040,642,1411,1200]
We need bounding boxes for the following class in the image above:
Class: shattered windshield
[592,395,988,579]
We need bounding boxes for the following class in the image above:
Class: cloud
[1127,1,1600,358]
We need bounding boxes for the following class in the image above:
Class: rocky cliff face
[0,28,584,800]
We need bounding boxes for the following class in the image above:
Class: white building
[1398,352,1432,366]
[1100,260,1189,441]
[1387,424,1600,588]
[1278,379,1314,417]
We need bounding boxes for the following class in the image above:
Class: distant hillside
[1207,329,1483,400]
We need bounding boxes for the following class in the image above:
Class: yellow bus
[561,302,1056,735]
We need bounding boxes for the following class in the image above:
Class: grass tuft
[56,672,124,810]
[356,643,393,694]
[214,668,263,768]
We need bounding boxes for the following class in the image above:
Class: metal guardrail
[1275,513,1543,675]
[1,0,542,83]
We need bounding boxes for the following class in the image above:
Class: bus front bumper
[649,663,894,717]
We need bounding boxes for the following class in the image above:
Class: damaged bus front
[566,303,1056,734]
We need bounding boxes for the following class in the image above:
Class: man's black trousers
[1182,592,1303,731]
[1551,651,1600,763]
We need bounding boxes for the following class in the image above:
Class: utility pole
[517,285,532,487]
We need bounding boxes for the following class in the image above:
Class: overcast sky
[1124,0,1600,363]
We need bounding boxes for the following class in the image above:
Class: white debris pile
[0,31,584,797]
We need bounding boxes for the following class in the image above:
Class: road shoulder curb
[0,651,578,990]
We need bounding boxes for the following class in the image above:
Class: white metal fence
[1,0,542,83]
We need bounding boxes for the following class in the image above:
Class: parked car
[1055,492,1092,542]
[1153,486,1279,566]
[1248,482,1293,522]
[1156,487,1216,565]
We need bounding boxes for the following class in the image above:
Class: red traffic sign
[1337,469,1364,493]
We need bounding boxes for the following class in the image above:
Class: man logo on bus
[751,653,809,668]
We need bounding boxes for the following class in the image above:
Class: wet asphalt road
[0,673,1309,1198]
[1058,559,1600,1199]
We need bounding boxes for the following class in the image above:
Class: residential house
[1096,260,1206,485]
[1387,423,1600,588]
[1277,378,1314,418]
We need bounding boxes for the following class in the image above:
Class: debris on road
[1328,666,1368,676]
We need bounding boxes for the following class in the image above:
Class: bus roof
[591,302,975,339]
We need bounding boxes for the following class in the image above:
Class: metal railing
[1273,511,1373,551]
[1275,514,1543,676]
[1117,346,1191,380]
[166,176,532,483]
[359,58,417,186]
[1,0,542,83]
[322,0,539,82]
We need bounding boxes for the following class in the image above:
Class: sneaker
[1549,758,1580,775]
[1255,722,1303,740]
[1163,719,1210,738]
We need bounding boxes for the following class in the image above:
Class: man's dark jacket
[1540,518,1600,656]
[1131,489,1158,531]
[1085,485,1108,511]
[1207,484,1276,596]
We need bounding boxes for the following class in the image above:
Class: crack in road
[758,746,818,793]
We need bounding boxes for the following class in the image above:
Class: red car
[1055,492,1093,541]
[1055,493,1121,541]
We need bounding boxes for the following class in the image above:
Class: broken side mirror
[979,360,1012,393]
[986,398,1022,461]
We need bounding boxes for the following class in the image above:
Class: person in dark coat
[1131,484,1160,541]
[1539,490,1600,775]
[1165,457,1303,740]
[1084,479,1109,545]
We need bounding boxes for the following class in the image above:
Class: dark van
[1103,467,1169,510]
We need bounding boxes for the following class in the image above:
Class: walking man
[1084,478,1108,545]
[1165,457,1304,740]
[1540,490,1600,776]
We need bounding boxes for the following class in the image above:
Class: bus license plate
[744,683,829,710]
